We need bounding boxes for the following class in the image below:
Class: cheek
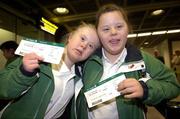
[99,35,107,43]
[68,41,78,50]
[2,52,5,56]
[98,31,105,39]
[122,29,129,36]
[3,52,8,57]
[121,33,128,39]
[83,50,94,58]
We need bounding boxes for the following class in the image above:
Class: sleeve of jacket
[141,51,180,105]
[0,57,39,99]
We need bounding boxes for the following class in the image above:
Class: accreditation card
[15,38,65,64]
[84,73,126,108]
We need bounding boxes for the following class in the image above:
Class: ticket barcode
[92,99,102,106]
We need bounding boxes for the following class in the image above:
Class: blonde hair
[68,22,100,48]
[71,22,96,36]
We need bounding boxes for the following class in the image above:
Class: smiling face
[97,11,129,60]
[66,25,100,64]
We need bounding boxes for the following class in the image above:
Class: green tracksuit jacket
[0,57,54,119]
[72,44,180,119]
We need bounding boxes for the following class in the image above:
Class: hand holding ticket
[15,38,65,64]
[22,52,44,72]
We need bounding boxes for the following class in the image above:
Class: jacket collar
[125,43,143,62]
[93,43,143,63]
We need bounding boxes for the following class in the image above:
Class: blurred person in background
[0,41,19,111]
[0,40,18,67]
[153,49,164,64]
[172,50,180,81]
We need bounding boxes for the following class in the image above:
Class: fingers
[120,87,140,98]
[22,53,43,72]
[118,79,135,91]
[123,93,140,98]
[120,86,134,95]
[23,53,43,61]
[117,78,144,99]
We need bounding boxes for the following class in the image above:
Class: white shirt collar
[53,61,75,76]
[102,48,127,66]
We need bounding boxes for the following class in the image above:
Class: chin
[110,49,123,55]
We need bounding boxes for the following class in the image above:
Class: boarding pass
[84,73,126,108]
[15,38,64,64]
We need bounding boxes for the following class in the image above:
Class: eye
[103,28,109,32]
[116,25,122,29]
[88,43,94,49]
[81,37,85,41]
[101,26,110,32]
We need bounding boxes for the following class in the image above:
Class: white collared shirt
[88,48,127,119]
[44,62,75,119]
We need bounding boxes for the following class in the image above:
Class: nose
[110,27,117,35]
[81,41,88,49]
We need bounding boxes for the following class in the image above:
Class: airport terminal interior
[0,0,180,119]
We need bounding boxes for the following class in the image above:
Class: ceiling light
[152,30,167,35]
[128,34,137,38]
[53,7,69,15]
[151,9,164,16]
[127,29,180,38]
[137,32,151,37]
[144,42,149,45]
[167,29,180,34]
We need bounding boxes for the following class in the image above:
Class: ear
[67,33,72,43]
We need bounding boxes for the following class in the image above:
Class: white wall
[142,39,171,68]
[159,40,171,68]
[0,28,16,43]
